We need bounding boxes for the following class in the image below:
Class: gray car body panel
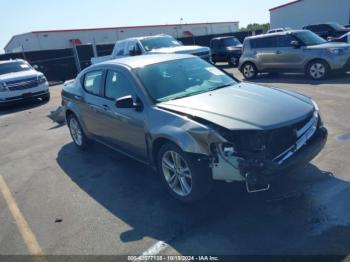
[159,82,314,130]
[63,54,324,183]
[239,30,350,72]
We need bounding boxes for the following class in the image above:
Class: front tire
[157,143,212,203]
[67,114,90,150]
[307,60,329,80]
[41,93,50,102]
[241,62,257,79]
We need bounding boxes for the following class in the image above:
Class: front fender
[152,118,227,156]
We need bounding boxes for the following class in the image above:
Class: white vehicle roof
[0,59,26,65]
[116,34,173,43]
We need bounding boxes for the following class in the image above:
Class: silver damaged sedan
[62,54,327,203]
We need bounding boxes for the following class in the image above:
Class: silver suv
[239,30,350,80]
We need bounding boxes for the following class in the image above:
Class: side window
[114,42,126,56]
[105,71,134,100]
[251,37,277,48]
[319,25,331,32]
[276,35,295,47]
[127,41,142,55]
[83,70,103,96]
[212,40,220,49]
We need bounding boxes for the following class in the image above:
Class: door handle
[102,104,110,111]
[74,95,82,101]
[87,103,99,111]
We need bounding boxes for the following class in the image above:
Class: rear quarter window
[250,37,278,48]
[83,70,104,96]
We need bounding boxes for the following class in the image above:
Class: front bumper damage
[209,113,328,193]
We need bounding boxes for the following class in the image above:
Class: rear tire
[67,114,90,150]
[241,62,258,79]
[307,60,329,80]
[157,142,212,203]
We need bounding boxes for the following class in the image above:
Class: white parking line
[133,241,169,261]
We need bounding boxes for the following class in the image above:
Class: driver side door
[98,69,148,161]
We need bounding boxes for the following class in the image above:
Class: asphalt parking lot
[1,67,350,260]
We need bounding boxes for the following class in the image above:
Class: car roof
[98,54,195,69]
[246,30,306,40]
[117,34,171,43]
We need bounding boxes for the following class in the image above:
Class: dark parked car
[329,32,350,44]
[303,23,350,39]
[210,36,242,66]
[62,54,327,203]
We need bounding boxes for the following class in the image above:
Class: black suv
[303,23,350,39]
[210,36,242,66]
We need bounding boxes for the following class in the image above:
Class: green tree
[240,23,270,33]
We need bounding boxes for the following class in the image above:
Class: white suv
[0,60,50,107]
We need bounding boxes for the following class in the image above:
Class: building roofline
[30,21,239,34]
[4,21,239,52]
[269,0,303,11]
[4,32,32,51]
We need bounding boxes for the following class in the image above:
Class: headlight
[38,75,47,84]
[0,83,9,92]
[328,48,343,55]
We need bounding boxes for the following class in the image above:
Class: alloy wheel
[162,151,192,197]
[243,64,255,78]
[69,117,83,146]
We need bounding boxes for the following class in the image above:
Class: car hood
[0,70,41,83]
[149,45,210,55]
[306,42,350,49]
[158,82,314,130]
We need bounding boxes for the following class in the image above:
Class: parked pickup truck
[91,34,211,64]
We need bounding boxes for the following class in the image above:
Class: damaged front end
[203,109,327,193]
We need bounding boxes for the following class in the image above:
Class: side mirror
[33,65,39,70]
[116,95,143,111]
[116,95,134,108]
[291,40,300,48]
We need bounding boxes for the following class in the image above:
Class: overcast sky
[1,0,288,53]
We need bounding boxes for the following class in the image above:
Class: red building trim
[269,0,303,12]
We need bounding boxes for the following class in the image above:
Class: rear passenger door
[252,36,279,70]
[79,69,110,139]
